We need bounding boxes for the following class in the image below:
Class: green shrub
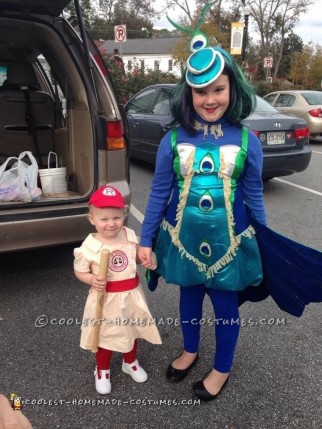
[101,53,180,104]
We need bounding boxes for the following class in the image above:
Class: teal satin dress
[153,126,263,291]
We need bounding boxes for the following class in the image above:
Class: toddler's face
[88,206,125,239]
[191,73,230,123]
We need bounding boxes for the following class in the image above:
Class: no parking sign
[264,57,273,68]
[114,25,127,43]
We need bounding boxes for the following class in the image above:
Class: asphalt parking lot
[1,148,322,429]
[1,241,321,429]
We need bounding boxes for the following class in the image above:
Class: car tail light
[308,108,322,118]
[293,126,310,140]
[106,120,126,150]
[251,130,260,137]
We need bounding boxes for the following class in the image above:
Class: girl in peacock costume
[138,3,322,401]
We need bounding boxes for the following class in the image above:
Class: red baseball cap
[89,185,125,208]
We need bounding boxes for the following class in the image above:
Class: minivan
[0,0,130,252]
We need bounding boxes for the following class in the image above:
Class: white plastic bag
[15,151,42,200]
[0,156,31,202]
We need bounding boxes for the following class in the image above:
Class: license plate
[267,131,285,145]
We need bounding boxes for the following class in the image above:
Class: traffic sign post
[114,25,127,43]
[264,56,273,81]
[114,24,126,59]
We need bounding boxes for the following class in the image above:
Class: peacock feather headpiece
[167,2,224,88]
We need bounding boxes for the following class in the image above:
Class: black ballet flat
[193,376,229,401]
[166,353,199,383]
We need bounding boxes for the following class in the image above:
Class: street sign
[264,57,273,68]
[114,25,127,43]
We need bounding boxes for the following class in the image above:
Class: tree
[61,0,322,83]
[278,32,304,78]
[89,0,156,40]
[113,0,156,24]
[63,0,94,27]
[289,43,312,86]
[152,28,173,38]
[90,17,115,40]
[309,44,322,88]
[162,0,197,25]
[100,50,179,104]
[290,42,322,88]
[98,0,115,21]
[248,0,315,78]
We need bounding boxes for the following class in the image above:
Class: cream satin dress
[74,227,162,352]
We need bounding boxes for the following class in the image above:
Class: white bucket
[39,152,67,196]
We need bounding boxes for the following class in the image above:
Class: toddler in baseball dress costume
[74,185,161,394]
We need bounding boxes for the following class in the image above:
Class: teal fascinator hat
[167,2,225,88]
[186,47,224,88]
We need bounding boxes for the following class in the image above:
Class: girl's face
[88,206,125,240]
[191,73,230,122]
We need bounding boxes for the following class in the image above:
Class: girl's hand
[138,247,157,270]
[90,275,107,292]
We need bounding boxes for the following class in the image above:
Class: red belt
[105,274,139,292]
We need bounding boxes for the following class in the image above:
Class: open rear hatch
[0,0,98,207]
[0,0,70,16]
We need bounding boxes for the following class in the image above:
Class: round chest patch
[109,250,128,272]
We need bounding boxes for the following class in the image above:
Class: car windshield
[255,96,279,113]
[301,92,322,105]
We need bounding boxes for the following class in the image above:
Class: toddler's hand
[91,275,107,291]
[138,247,157,270]
[149,252,157,270]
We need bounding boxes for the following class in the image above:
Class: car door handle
[163,125,172,132]
[127,114,139,126]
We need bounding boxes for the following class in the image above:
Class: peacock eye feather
[200,241,212,257]
[190,32,209,52]
[199,191,214,211]
[200,153,215,173]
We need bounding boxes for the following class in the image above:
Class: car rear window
[301,92,322,105]
[275,94,295,107]
[255,96,279,113]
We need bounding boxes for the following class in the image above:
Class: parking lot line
[312,150,322,155]
[273,178,322,196]
[130,204,145,223]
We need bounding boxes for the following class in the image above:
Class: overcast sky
[293,4,322,44]
[153,3,322,46]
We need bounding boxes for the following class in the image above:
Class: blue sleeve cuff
[139,236,153,248]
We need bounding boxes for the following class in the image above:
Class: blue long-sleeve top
[140,116,267,248]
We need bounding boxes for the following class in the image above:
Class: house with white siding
[99,37,188,77]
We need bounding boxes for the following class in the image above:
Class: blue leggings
[180,284,240,373]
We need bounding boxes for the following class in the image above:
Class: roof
[100,37,188,56]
